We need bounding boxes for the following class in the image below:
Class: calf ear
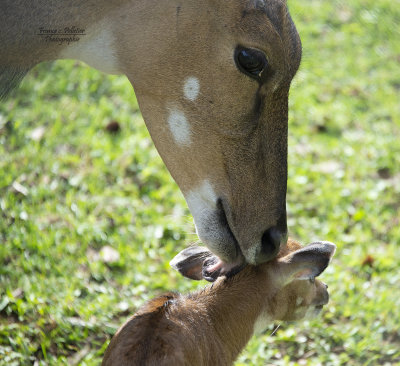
[278,241,336,281]
[170,246,215,281]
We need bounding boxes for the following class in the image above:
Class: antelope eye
[235,47,268,79]
[309,278,315,284]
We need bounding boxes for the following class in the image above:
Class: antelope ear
[278,241,336,281]
[170,246,216,281]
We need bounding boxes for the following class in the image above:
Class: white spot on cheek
[253,311,273,335]
[183,77,200,101]
[167,109,191,145]
[296,297,303,306]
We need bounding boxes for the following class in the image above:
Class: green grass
[1,0,399,364]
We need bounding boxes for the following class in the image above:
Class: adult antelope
[102,239,336,365]
[0,0,302,275]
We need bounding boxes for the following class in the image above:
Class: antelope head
[119,0,302,273]
[1,0,302,275]
[171,238,336,326]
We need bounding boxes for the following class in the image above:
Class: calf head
[171,239,336,328]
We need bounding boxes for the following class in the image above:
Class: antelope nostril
[255,226,282,264]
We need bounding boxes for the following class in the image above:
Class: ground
[1,0,399,365]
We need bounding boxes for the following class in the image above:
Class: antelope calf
[102,239,335,366]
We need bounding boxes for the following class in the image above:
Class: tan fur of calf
[103,239,335,366]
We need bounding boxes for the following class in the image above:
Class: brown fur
[102,239,334,366]
[0,0,302,265]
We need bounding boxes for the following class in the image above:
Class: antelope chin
[304,305,325,320]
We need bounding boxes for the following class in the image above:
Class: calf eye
[235,47,268,79]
